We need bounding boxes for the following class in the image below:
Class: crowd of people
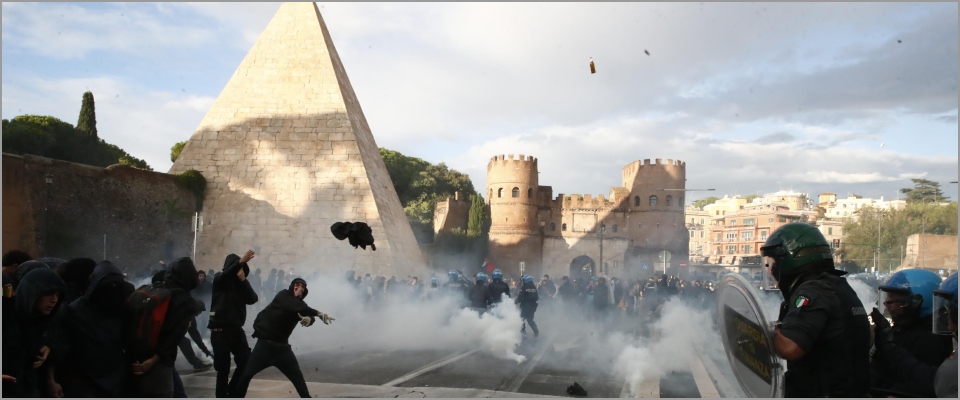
[2,249,333,398]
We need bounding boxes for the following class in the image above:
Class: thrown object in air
[330,222,377,251]
[644,49,650,56]
[589,57,596,74]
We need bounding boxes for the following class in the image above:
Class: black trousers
[210,326,250,398]
[178,336,203,367]
[520,308,539,337]
[232,339,310,398]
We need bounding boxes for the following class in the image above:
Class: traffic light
[832,239,841,249]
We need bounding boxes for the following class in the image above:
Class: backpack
[127,283,174,356]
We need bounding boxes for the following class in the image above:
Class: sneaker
[193,363,213,373]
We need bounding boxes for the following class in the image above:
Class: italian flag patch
[796,296,810,308]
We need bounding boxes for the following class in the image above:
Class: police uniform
[778,272,870,397]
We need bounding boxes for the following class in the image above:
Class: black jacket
[252,283,320,344]
[54,261,129,396]
[488,279,510,303]
[871,314,954,397]
[128,257,198,366]
[558,281,577,301]
[468,282,493,309]
[2,268,65,397]
[208,254,258,329]
[516,282,539,311]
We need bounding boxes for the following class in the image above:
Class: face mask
[294,286,304,298]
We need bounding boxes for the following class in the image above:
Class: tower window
[498,188,503,198]
[562,223,567,231]
[612,224,618,233]
[512,187,520,198]
[528,188,533,198]
[634,196,640,207]
[666,195,672,206]
[550,222,556,231]
[649,195,658,206]
[679,196,684,206]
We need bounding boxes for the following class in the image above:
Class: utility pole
[598,223,605,276]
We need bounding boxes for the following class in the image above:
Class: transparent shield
[932,294,954,335]
[879,290,910,320]
[717,273,785,398]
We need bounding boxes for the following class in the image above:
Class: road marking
[690,357,720,398]
[637,377,660,398]
[381,349,479,387]
[698,354,740,398]
[502,335,555,393]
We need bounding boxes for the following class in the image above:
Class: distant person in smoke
[442,270,469,308]
[231,278,334,398]
[516,275,540,339]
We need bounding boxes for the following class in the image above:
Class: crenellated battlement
[622,158,686,177]
[547,193,624,210]
[488,154,538,170]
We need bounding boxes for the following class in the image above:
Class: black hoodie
[208,254,259,329]
[54,261,129,396]
[127,257,198,366]
[251,278,320,344]
[2,268,65,397]
[56,257,97,306]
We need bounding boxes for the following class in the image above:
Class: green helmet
[759,222,833,276]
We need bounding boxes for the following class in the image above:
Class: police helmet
[879,269,942,319]
[476,273,488,282]
[448,270,458,279]
[522,275,534,284]
[932,272,958,335]
[492,269,503,279]
[759,222,832,278]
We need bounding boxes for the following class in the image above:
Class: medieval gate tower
[486,155,543,277]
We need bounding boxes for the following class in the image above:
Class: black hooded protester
[178,298,214,373]
[11,260,50,294]
[49,260,132,397]
[232,278,334,398]
[2,250,32,297]
[55,257,98,306]
[125,257,199,398]
[208,250,258,398]
[2,268,65,397]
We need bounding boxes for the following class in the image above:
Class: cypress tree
[468,194,485,237]
[77,91,98,138]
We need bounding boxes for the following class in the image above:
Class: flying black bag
[127,283,174,358]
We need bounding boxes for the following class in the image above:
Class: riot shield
[717,273,785,398]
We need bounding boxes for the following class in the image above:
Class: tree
[467,194,486,237]
[744,194,759,203]
[693,196,720,209]
[900,178,949,204]
[76,91,98,138]
[171,140,187,163]
[837,203,958,272]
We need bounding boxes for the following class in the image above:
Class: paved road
[178,305,746,398]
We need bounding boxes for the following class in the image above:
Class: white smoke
[847,278,879,311]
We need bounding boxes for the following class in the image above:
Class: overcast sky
[3,2,957,204]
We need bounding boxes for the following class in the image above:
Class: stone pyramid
[169,2,426,277]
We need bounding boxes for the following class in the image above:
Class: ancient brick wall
[433,192,471,234]
[2,153,195,272]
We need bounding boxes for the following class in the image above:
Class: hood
[85,261,126,312]
[16,267,65,318]
[289,277,308,299]
[57,258,97,287]
[223,253,250,276]
[37,257,66,269]
[164,257,199,291]
[14,260,50,291]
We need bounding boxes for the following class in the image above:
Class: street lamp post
[598,223,605,276]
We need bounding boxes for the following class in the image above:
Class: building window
[730,220,737,226]
[638,223,642,229]
[634,196,640,207]
[562,223,567,231]
[768,217,773,222]
[650,195,658,206]
[741,244,752,253]
[498,188,503,198]
[778,216,786,222]
[512,187,520,198]
[679,196,683,206]
[691,218,695,224]
[700,231,705,239]
[760,231,768,240]
[700,218,705,224]
[743,218,755,226]
[828,227,833,235]
[742,231,754,240]
[691,231,696,238]
[550,222,556,231]
[612,224,618,233]
[528,188,533,198]
[656,223,660,228]
[666,195,673,206]
[726,232,737,241]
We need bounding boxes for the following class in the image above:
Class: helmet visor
[932,292,956,335]
[879,289,912,320]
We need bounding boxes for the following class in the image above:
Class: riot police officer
[488,269,511,304]
[442,270,469,307]
[468,273,493,314]
[870,269,953,397]
[760,222,870,397]
[516,275,540,338]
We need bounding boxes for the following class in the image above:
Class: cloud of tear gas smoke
[847,278,879,310]
[282,274,526,363]
[614,298,720,397]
